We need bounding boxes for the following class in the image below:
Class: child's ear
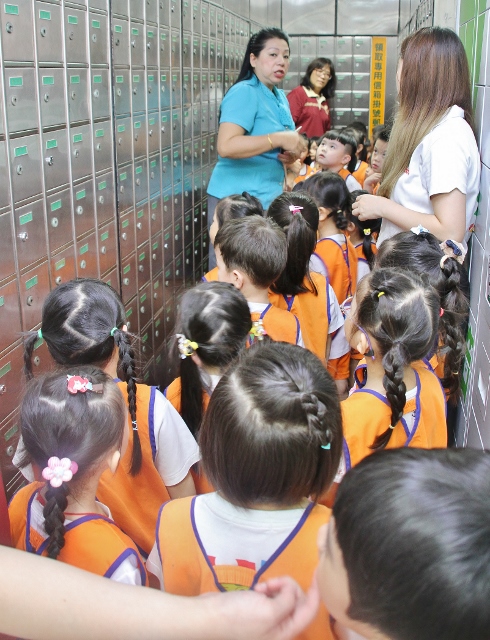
[355,331,370,357]
[341,152,352,167]
[346,220,356,233]
[107,449,121,475]
[318,206,329,222]
[232,269,245,290]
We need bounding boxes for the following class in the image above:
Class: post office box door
[114,70,131,116]
[201,102,209,134]
[162,189,172,228]
[137,242,151,289]
[192,203,200,237]
[174,252,184,289]
[72,180,95,238]
[124,294,138,334]
[353,56,370,73]
[93,121,113,173]
[171,109,182,145]
[335,56,353,73]
[130,22,145,67]
[183,207,193,245]
[184,243,194,280]
[134,159,148,203]
[0,278,22,353]
[209,40,216,72]
[181,32,191,68]
[77,232,98,278]
[5,67,37,134]
[201,39,208,70]
[351,109,369,123]
[201,169,209,194]
[113,18,130,66]
[193,171,202,207]
[146,71,159,111]
[335,73,352,92]
[182,71,191,105]
[141,325,154,365]
[50,245,76,288]
[70,124,93,182]
[10,135,42,204]
[0,209,15,281]
[182,0,191,31]
[0,145,8,211]
[170,0,180,28]
[135,201,149,246]
[352,74,370,91]
[14,199,47,271]
[171,70,181,107]
[138,283,152,330]
[149,154,161,195]
[119,162,136,216]
[192,106,201,140]
[164,290,175,332]
[43,130,70,193]
[192,34,201,68]
[182,107,191,141]
[192,70,201,103]
[160,109,171,149]
[146,25,158,66]
[200,1,209,37]
[1,0,35,62]
[131,72,145,114]
[161,150,172,190]
[352,92,370,109]
[151,232,163,275]
[102,266,120,293]
[172,145,182,184]
[65,8,88,64]
[68,69,89,123]
[182,143,192,177]
[20,261,50,331]
[201,71,208,101]
[0,346,24,423]
[150,193,162,235]
[353,36,371,55]
[147,113,159,154]
[96,172,115,225]
[163,227,173,267]
[91,69,111,119]
[209,102,217,131]
[39,69,66,128]
[133,115,147,158]
[0,412,22,490]
[35,2,63,63]
[90,0,109,9]
[160,70,171,109]
[153,308,164,350]
[98,221,117,275]
[159,27,170,67]
[47,188,73,251]
[201,135,209,166]
[113,0,128,15]
[119,208,136,260]
[146,0,158,24]
[89,12,109,64]
[115,117,132,165]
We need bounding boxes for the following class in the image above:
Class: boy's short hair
[374,124,391,144]
[333,448,490,640]
[321,130,358,173]
[214,216,287,289]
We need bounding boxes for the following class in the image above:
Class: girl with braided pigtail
[148,342,342,640]
[20,278,199,556]
[338,268,447,475]
[9,367,147,584]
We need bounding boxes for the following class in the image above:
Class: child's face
[316,138,350,170]
[371,139,388,174]
[309,141,318,162]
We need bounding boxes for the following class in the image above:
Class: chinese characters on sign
[369,37,387,134]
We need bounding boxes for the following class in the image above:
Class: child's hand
[363,172,381,195]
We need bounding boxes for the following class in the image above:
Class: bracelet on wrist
[267,134,274,150]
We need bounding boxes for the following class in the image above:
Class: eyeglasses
[315,69,331,78]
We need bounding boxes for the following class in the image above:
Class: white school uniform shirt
[345,173,363,193]
[377,105,481,246]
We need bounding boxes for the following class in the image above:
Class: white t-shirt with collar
[377,105,481,246]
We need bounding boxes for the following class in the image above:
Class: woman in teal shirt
[207,28,304,265]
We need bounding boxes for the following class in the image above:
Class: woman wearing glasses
[287,58,336,138]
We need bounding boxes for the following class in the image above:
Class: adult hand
[277,130,306,157]
[352,194,385,221]
[277,150,299,165]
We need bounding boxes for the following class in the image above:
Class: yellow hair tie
[363,228,371,236]
[176,334,199,359]
[377,291,385,298]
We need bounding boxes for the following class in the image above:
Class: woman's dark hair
[174,282,252,438]
[236,27,290,84]
[321,130,358,173]
[215,192,263,228]
[376,231,469,401]
[200,342,342,508]
[268,191,319,297]
[19,367,126,559]
[343,126,367,163]
[353,268,439,449]
[23,278,141,476]
[300,171,351,232]
[333,448,490,640]
[347,190,382,268]
[300,57,336,100]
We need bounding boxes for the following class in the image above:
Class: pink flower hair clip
[67,375,104,395]
[42,457,78,488]
[289,205,303,215]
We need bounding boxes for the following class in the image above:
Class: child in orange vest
[344,124,369,187]
[21,279,199,556]
[10,368,147,584]
[313,129,362,192]
[340,268,447,476]
[267,191,344,365]
[204,192,263,282]
[147,342,343,640]
[348,190,382,284]
[164,281,252,493]
[301,172,358,397]
[363,125,390,195]
[215,216,305,347]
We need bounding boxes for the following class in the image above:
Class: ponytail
[43,483,68,559]
[180,355,205,438]
[328,208,349,231]
[23,332,38,381]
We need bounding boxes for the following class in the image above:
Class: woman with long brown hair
[352,27,480,246]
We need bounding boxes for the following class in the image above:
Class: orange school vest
[96,382,170,556]
[352,160,369,187]
[202,267,218,282]
[313,235,358,304]
[342,364,447,471]
[354,240,377,266]
[156,496,333,640]
[250,305,300,346]
[268,272,330,363]
[9,482,147,583]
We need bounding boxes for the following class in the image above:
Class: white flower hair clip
[176,333,199,359]
[410,224,430,235]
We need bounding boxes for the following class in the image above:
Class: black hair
[299,171,351,232]
[267,191,319,296]
[343,126,367,163]
[200,342,342,508]
[376,231,469,401]
[353,268,439,449]
[215,192,264,228]
[174,282,252,438]
[300,57,336,100]
[24,278,142,476]
[214,216,287,289]
[305,136,321,166]
[320,130,358,173]
[19,367,126,559]
[333,448,490,640]
[347,190,382,268]
[374,124,391,144]
[236,28,290,84]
